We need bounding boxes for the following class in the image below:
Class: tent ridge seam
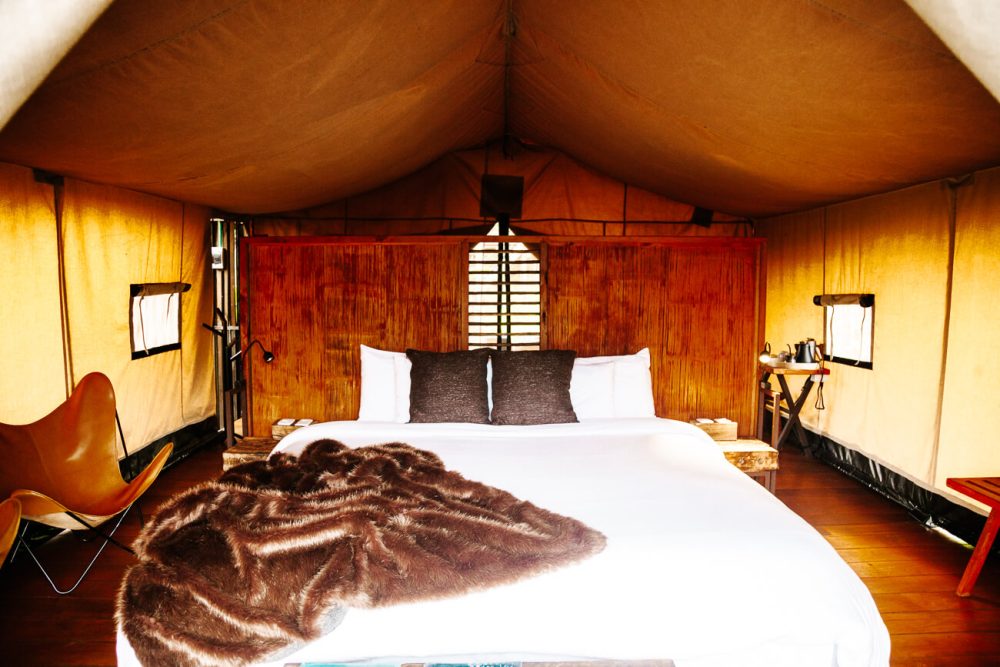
[803,0,957,61]
[46,0,254,89]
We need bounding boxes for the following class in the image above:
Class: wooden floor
[1,442,998,666]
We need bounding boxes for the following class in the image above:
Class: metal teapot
[794,338,819,364]
[759,342,794,366]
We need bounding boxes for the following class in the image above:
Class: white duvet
[117,418,889,666]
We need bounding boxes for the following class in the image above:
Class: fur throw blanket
[117,439,606,666]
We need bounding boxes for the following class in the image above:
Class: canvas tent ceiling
[1,0,1000,218]
[0,0,111,130]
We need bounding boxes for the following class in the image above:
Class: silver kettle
[794,338,819,364]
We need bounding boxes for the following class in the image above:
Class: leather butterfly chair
[0,372,172,594]
[0,497,21,567]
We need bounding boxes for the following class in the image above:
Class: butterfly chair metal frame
[0,372,172,594]
[11,498,137,594]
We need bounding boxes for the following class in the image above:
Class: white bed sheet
[117,418,889,667]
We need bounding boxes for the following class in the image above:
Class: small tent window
[468,224,541,351]
[815,293,874,369]
[130,282,190,359]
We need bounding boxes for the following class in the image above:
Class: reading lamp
[230,339,274,363]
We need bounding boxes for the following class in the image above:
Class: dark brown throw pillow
[490,350,578,425]
[407,348,491,423]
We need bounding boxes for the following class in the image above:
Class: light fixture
[230,339,274,363]
[689,206,714,228]
[758,342,772,363]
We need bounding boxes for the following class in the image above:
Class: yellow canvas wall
[758,208,825,353]
[759,167,1000,511]
[937,168,1000,497]
[0,163,67,418]
[0,161,215,456]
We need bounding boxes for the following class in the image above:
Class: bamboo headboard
[241,236,764,436]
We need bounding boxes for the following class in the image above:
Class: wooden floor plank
[850,558,966,579]
[823,527,951,550]
[835,544,970,565]
[883,608,1000,634]
[1,441,999,665]
[819,520,936,536]
[872,590,1000,613]
[860,573,990,596]
[890,632,1000,662]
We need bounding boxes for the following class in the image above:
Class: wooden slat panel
[545,240,761,434]
[243,239,464,435]
[244,236,761,436]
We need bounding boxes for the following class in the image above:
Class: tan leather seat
[0,497,21,567]
[0,372,172,592]
[0,372,171,530]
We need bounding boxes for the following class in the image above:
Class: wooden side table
[718,438,779,494]
[946,477,1000,597]
[222,436,277,470]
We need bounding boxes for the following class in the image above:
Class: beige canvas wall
[179,204,216,425]
[758,208,825,353]
[819,183,951,482]
[936,167,1000,501]
[759,167,999,511]
[0,161,214,457]
[0,163,67,419]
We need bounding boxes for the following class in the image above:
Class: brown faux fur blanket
[116,439,606,666]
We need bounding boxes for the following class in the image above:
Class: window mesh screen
[824,302,874,369]
[129,283,188,359]
[468,230,541,351]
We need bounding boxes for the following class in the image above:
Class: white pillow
[359,345,409,422]
[360,345,491,422]
[569,362,616,420]
[574,348,655,418]
[575,347,652,367]
[393,354,412,422]
[609,348,656,418]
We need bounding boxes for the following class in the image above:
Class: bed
[115,349,889,666]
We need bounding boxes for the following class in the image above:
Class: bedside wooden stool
[718,439,779,494]
[222,436,277,471]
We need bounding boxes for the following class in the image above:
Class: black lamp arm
[230,338,274,363]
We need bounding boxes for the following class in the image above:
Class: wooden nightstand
[222,436,277,470]
[717,438,779,494]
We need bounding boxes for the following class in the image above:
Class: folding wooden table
[757,365,830,453]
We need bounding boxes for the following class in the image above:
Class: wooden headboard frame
[240,235,765,437]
